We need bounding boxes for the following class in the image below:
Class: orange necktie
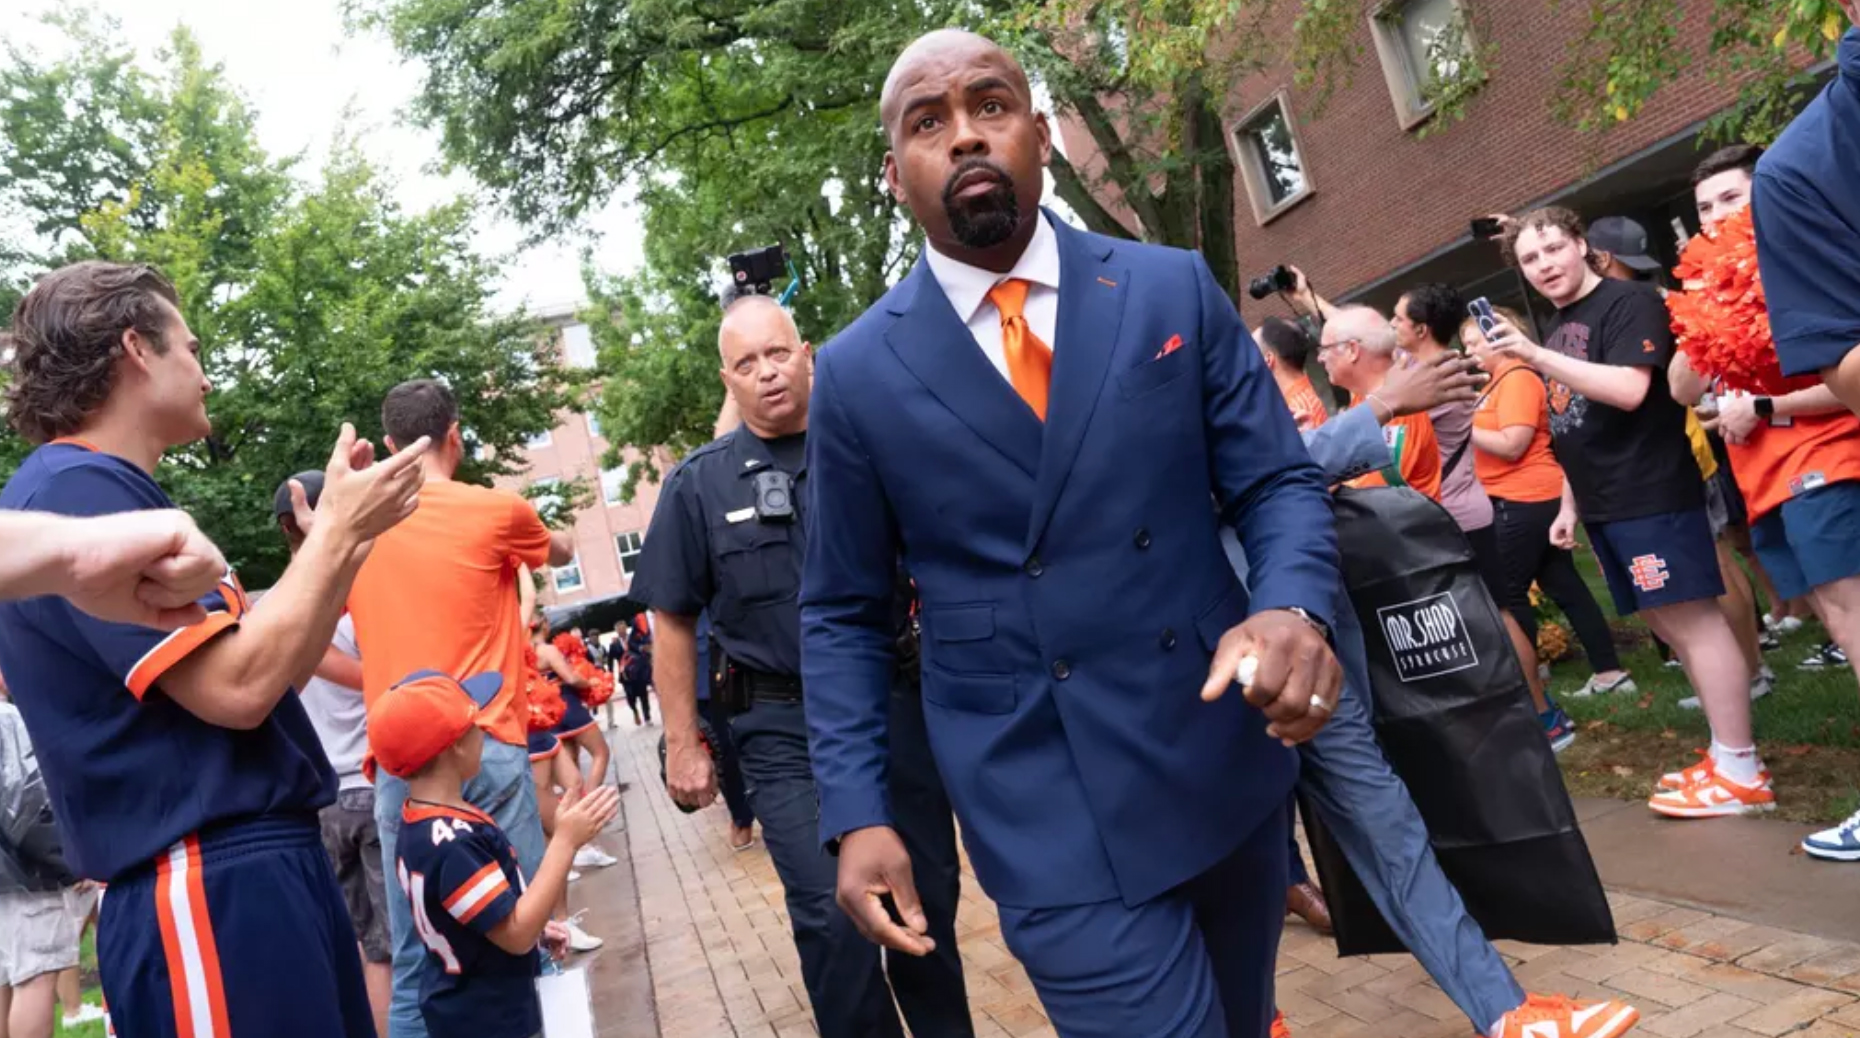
[988,278,1053,421]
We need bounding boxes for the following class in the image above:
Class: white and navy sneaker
[1765,614,1805,635]
[1799,642,1849,670]
[1567,673,1638,698]
[1677,665,1774,711]
[1803,809,1860,862]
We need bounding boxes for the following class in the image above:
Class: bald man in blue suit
[800,30,1344,1038]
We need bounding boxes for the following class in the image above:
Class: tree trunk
[1191,93,1241,302]
[1049,151,1138,240]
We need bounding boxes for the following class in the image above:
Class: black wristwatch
[1754,396,1775,419]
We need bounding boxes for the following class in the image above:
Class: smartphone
[1467,297,1501,341]
[1470,217,1504,239]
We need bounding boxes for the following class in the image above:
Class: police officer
[629,294,971,1038]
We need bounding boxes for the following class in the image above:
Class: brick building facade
[492,308,673,614]
[1058,0,1821,330]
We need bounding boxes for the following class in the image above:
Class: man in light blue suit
[800,30,1344,1038]
[1226,352,1640,1038]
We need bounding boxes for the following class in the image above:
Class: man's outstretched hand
[836,827,935,957]
[290,423,431,547]
[1202,609,1342,746]
[1377,352,1485,420]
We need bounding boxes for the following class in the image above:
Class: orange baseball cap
[368,669,504,779]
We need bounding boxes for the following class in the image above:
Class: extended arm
[0,511,225,629]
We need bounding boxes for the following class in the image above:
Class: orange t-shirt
[1722,400,1860,521]
[1282,376,1331,433]
[1472,360,1565,504]
[1348,410,1442,500]
[347,479,555,747]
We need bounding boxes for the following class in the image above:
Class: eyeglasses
[1315,338,1360,356]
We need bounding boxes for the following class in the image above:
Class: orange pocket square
[1154,334,1184,360]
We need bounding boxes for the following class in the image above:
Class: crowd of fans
[0,21,1856,1038]
[1249,139,1859,860]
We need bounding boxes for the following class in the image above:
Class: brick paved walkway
[585,722,1860,1038]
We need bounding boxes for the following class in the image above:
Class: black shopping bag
[1303,486,1615,956]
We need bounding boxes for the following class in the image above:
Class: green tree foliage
[359,0,1850,467]
[1553,0,1849,145]
[0,14,572,586]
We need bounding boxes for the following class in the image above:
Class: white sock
[1710,741,1763,786]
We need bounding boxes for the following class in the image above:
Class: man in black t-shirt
[1490,207,1772,821]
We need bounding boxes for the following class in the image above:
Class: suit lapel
[1027,219,1129,551]
[884,261,1043,479]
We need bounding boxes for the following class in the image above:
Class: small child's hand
[554,784,621,847]
[542,920,570,961]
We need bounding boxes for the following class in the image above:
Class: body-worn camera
[752,469,796,523]
[1246,265,1297,301]
[728,244,789,297]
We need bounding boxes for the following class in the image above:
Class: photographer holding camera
[627,281,972,1038]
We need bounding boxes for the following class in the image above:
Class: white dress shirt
[922,211,1063,385]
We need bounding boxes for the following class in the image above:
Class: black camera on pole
[727,244,789,298]
[1246,265,1297,301]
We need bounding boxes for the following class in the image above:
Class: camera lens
[1246,276,1276,301]
[766,489,789,510]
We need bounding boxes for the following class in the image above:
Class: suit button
[1160,629,1177,650]
[1052,660,1071,681]
[1134,528,1153,550]
[1025,557,1045,577]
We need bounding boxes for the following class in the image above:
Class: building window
[1369,0,1478,129]
[1231,93,1313,225]
[615,531,643,576]
[600,467,626,506]
[529,477,564,523]
[552,553,585,593]
[561,323,596,370]
[525,429,552,449]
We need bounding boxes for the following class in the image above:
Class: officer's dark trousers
[732,695,973,1038]
[704,694,756,830]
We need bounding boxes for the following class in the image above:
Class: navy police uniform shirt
[396,801,541,1038]
[0,441,334,881]
[1754,27,1860,377]
[629,427,807,677]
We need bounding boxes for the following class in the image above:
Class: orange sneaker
[1658,751,1771,792]
[1492,994,1638,1038]
[1270,1011,1291,1038]
[1648,770,1776,818]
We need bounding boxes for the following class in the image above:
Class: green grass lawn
[1542,532,1860,823]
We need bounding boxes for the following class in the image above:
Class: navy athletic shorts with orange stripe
[526,730,560,762]
[551,691,596,739]
[98,816,373,1038]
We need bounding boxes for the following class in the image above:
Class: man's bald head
[717,294,810,438]
[880,30,1032,144]
[717,294,799,359]
[1325,306,1399,355]
[880,29,1050,266]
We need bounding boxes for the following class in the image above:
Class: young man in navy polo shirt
[1754,11,1860,412]
[0,260,430,1037]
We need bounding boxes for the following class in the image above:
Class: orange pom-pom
[1670,208,1821,396]
[552,631,589,662]
[524,650,567,731]
[571,656,615,707]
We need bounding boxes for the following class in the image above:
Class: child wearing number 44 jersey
[371,669,620,1038]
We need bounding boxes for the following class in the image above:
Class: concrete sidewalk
[572,722,1860,1038]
